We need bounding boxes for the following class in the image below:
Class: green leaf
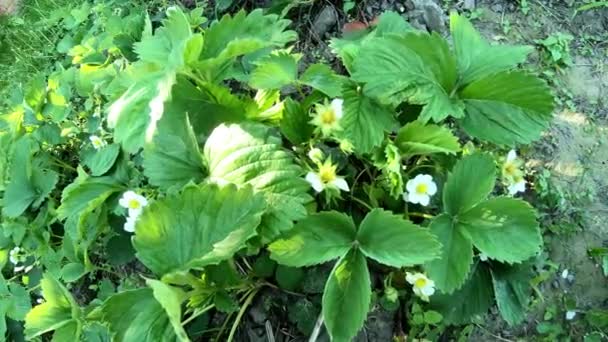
[352,33,463,122]
[143,101,205,191]
[442,153,496,216]
[197,9,296,81]
[57,174,125,220]
[275,265,305,291]
[450,13,533,84]
[204,123,311,243]
[269,211,356,267]
[147,279,190,341]
[108,7,196,153]
[357,209,441,267]
[2,138,58,218]
[425,214,473,293]
[134,6,193,68]
[82,144,121,177]
[330,11,413,72]
[5,281,32,321]
[395,121,461,157]
[299,64,345,97]
[25,275,81,340]
[133,184,265,276]
[323,249,371,342]
[341,83,397,154]
[98,288,181,342]
[459,71,554,145]
[490,262,533,326]
[459,197,541,263]
[61,262,86,283]
[249,51,300,89]
[430,262,494,324]
[280,98,314,145]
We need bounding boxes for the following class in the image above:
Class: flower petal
[305,172,324,193]
[507,149,517,162]
[426,180,438,196]
[418,194,430,206]
[331,98,344,119]
[331,177,350,192]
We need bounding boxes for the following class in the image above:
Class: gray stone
[463,0,476,10]
[312,6,337,37]
[411,0,447,33]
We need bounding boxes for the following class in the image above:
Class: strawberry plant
[0,2,553,341]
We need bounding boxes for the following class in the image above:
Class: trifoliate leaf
[490,262,533,326]
[352,33,463,122]
[459,71,554,145]
[341,82,397,154]
[82,144,121,177]
[269,211,356,267]
[395,121,461,157]
[143,100,205,191]
[204,123,311,243]
[299,64,346,97]
[357,209,441,267]
[450,13,533,84]
[133,184,265,276]
[425,214,473,294]
[430,262,494,324]
[98,288,183,342]
[147,279,189,341]
[323,249,371,342]
[442,153,496,216]
[459,197,541,263]
[25,275,81,340]
[108,7,197,153]
[249,51,301,89]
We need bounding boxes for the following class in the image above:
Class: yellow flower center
[504,163,516,176]
[319,165,336,184]
[415,278,427,288]
[320,109,337,125]
[128,199,141,210]
[415,183,428,195]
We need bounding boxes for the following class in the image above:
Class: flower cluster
[502,150,526,195]
[118,191,148,233]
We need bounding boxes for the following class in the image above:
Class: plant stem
[408,212,435,219]
[226,287,261,342]
[182,304,214,326]
[351,196,373,211]
[308,313,324,342]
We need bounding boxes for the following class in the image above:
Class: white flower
[119,191,148,216]
[507,176,526,195]
[89,135,107,150]
[123,215,138,233]
[9,247,25,265]
[561,269,569,279]
[305,160,349,193]
[406,272,435,302]
[310,99,343,137]
[404,174,437,206]
[565,310,576,320]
